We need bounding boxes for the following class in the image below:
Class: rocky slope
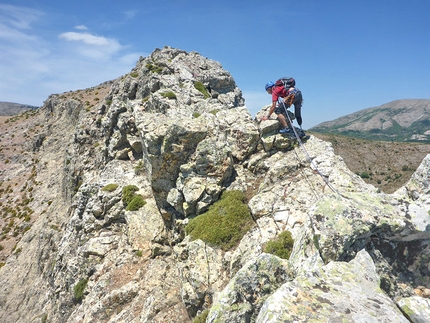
[0,46,429,323]
[310,99,430,142]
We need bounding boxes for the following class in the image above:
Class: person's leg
[277,113,288,128]
[293,92,303,127]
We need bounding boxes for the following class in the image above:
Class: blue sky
[0,1,429,128]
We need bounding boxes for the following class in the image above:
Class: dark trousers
[292,90,303,126]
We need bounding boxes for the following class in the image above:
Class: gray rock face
[0,46,429,323]
[256,250,409,323]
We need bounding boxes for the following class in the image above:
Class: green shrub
[360,172,370,179]
[134,160,145,175]
[73,278,88,303]
[122,185,139,204]
[209,109,220,115]
[192,112,201,118]
[102,183,118,192]
[122,185,146,211]
[130,71,139,78]
[185,190,254,251]
[193,309,209,323]
[264,230,294,260]
[194,81,210,98]
[145,63,163,74]
[126,195,146,211]
[160,91,176,100]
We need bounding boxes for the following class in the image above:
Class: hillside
[310,132,430,193]
[310,99,430,143]
[0,101,39,116]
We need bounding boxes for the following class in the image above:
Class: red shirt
[271,85,288,102]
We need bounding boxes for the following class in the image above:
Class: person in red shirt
[261,81,303,134]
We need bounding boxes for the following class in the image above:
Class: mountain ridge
[0,101,39,116]
[309,99,430,142]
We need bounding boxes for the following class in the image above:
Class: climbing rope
[280,98,341,196]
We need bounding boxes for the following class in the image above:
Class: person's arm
[261,101,277,120]
[261,87,279,120]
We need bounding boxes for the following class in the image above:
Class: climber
[260,80,303,134]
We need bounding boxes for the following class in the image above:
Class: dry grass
[310,132,430,193]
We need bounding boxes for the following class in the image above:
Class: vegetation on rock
[263,230,294,260]
[194,81,211,99]
[192,309,209,323]
[122,185,146,211]
[73,278,88,303]
[160,91,177,100]
[185,190,254,251]
[101,183,118,192]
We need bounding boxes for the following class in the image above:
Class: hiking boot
[279,127,292,134]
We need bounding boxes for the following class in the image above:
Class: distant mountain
[309,99,430,142]
[0,101,39,116]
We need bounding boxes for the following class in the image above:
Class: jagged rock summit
[0,46,429,323]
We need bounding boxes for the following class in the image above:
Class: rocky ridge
[0,46,429,323]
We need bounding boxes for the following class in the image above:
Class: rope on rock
[280,98,341,197]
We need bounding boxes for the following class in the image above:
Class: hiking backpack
[275,77,295,90]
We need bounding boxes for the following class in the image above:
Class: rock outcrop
[0,46,429,323]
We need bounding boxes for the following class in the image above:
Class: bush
[122,185,146,211]
[122,185,139,204]
[102,183,118,192]
[73,278,88,303]
[145,63,163,74]
[194,81,211,98]
[359,172,370,179]
[126,195,146,211]
[185,190,254,251]
[160,91,177,100]
[193,310,209,323]
[134,160,145,175]
[264,230,294,260]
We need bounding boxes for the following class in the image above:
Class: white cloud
[0,5,140,106]
[59,32,115,47]
[75,25,88,30]
[0,4,43,30]
[58,31,123,60]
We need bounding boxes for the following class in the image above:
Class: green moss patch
[264,230,294,259]
[185,190,254,251]
[73,278,88,303]
[194,81,211,99]
[193,309,209,323]
[160,91,177,100]
[101,183,118,192]
[122,185,146,211]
